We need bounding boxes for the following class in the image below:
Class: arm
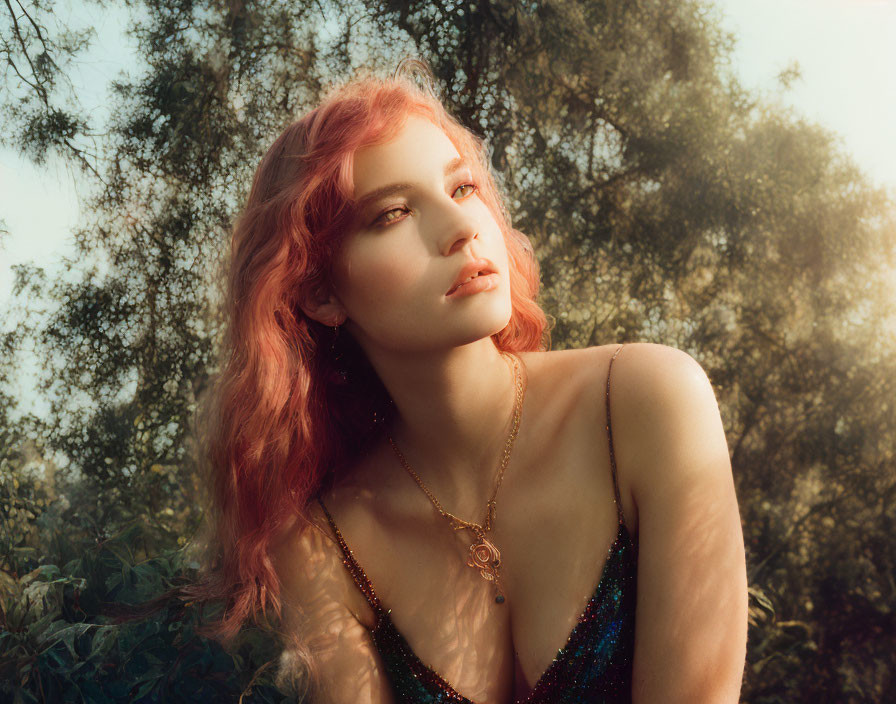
[270,512,397,704]
[613,343,748,703]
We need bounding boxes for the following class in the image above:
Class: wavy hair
[183,58,551,689]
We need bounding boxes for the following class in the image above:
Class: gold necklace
[386,351,526,604]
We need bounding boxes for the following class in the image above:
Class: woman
[194,61,748,703]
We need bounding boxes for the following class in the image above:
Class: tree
[0,0,98,173]
[2,0,894,700]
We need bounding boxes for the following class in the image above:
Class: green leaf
[27,613,63,640]
[40,622,93,659]
[88,624,120,660]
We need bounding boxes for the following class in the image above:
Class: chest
[323,350,635,702]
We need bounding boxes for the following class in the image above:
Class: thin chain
[386,351,524,536]
[386,351,525,604]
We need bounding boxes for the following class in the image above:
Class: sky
[1,0,135,307]
[1,0,895,419]
[712,0,896,190]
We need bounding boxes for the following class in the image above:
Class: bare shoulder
[601,341,712,406]
[595,342,723,489]
[553,342,723,501]
[523,341,709,416]
[590,343,747,700]
[560,341,706,392]
[269,501,396,703]
[269,499,375,632]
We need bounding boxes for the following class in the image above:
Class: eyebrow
[354,156,470,210]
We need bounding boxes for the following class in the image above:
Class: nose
[444,229,479,257]
[439,204,480,257]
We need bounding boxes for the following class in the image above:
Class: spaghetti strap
[316,496,385,616]
[605,344,628,529]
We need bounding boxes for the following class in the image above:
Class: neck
[361,337,524,515]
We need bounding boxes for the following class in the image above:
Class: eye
[372,206,409,227]
[370,183,478,228]
[454,183,477,198]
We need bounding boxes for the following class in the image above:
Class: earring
[330,323,349,383]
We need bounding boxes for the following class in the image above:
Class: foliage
[0,520,290,704]
[0,0,99,174]
[1,0,894,701]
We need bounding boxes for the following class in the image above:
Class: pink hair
[186,63,551,673]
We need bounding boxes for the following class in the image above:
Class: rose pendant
[467,536,506,603]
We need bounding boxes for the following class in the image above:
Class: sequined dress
[317,344,637,703]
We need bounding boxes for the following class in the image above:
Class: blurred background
[1,0,894,701]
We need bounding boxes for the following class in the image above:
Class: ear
[298,286,347,327]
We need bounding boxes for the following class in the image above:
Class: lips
[446,258,497,296]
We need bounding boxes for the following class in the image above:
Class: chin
[468,309,514,344]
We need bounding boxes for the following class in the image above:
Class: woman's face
[331,115,513,355]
